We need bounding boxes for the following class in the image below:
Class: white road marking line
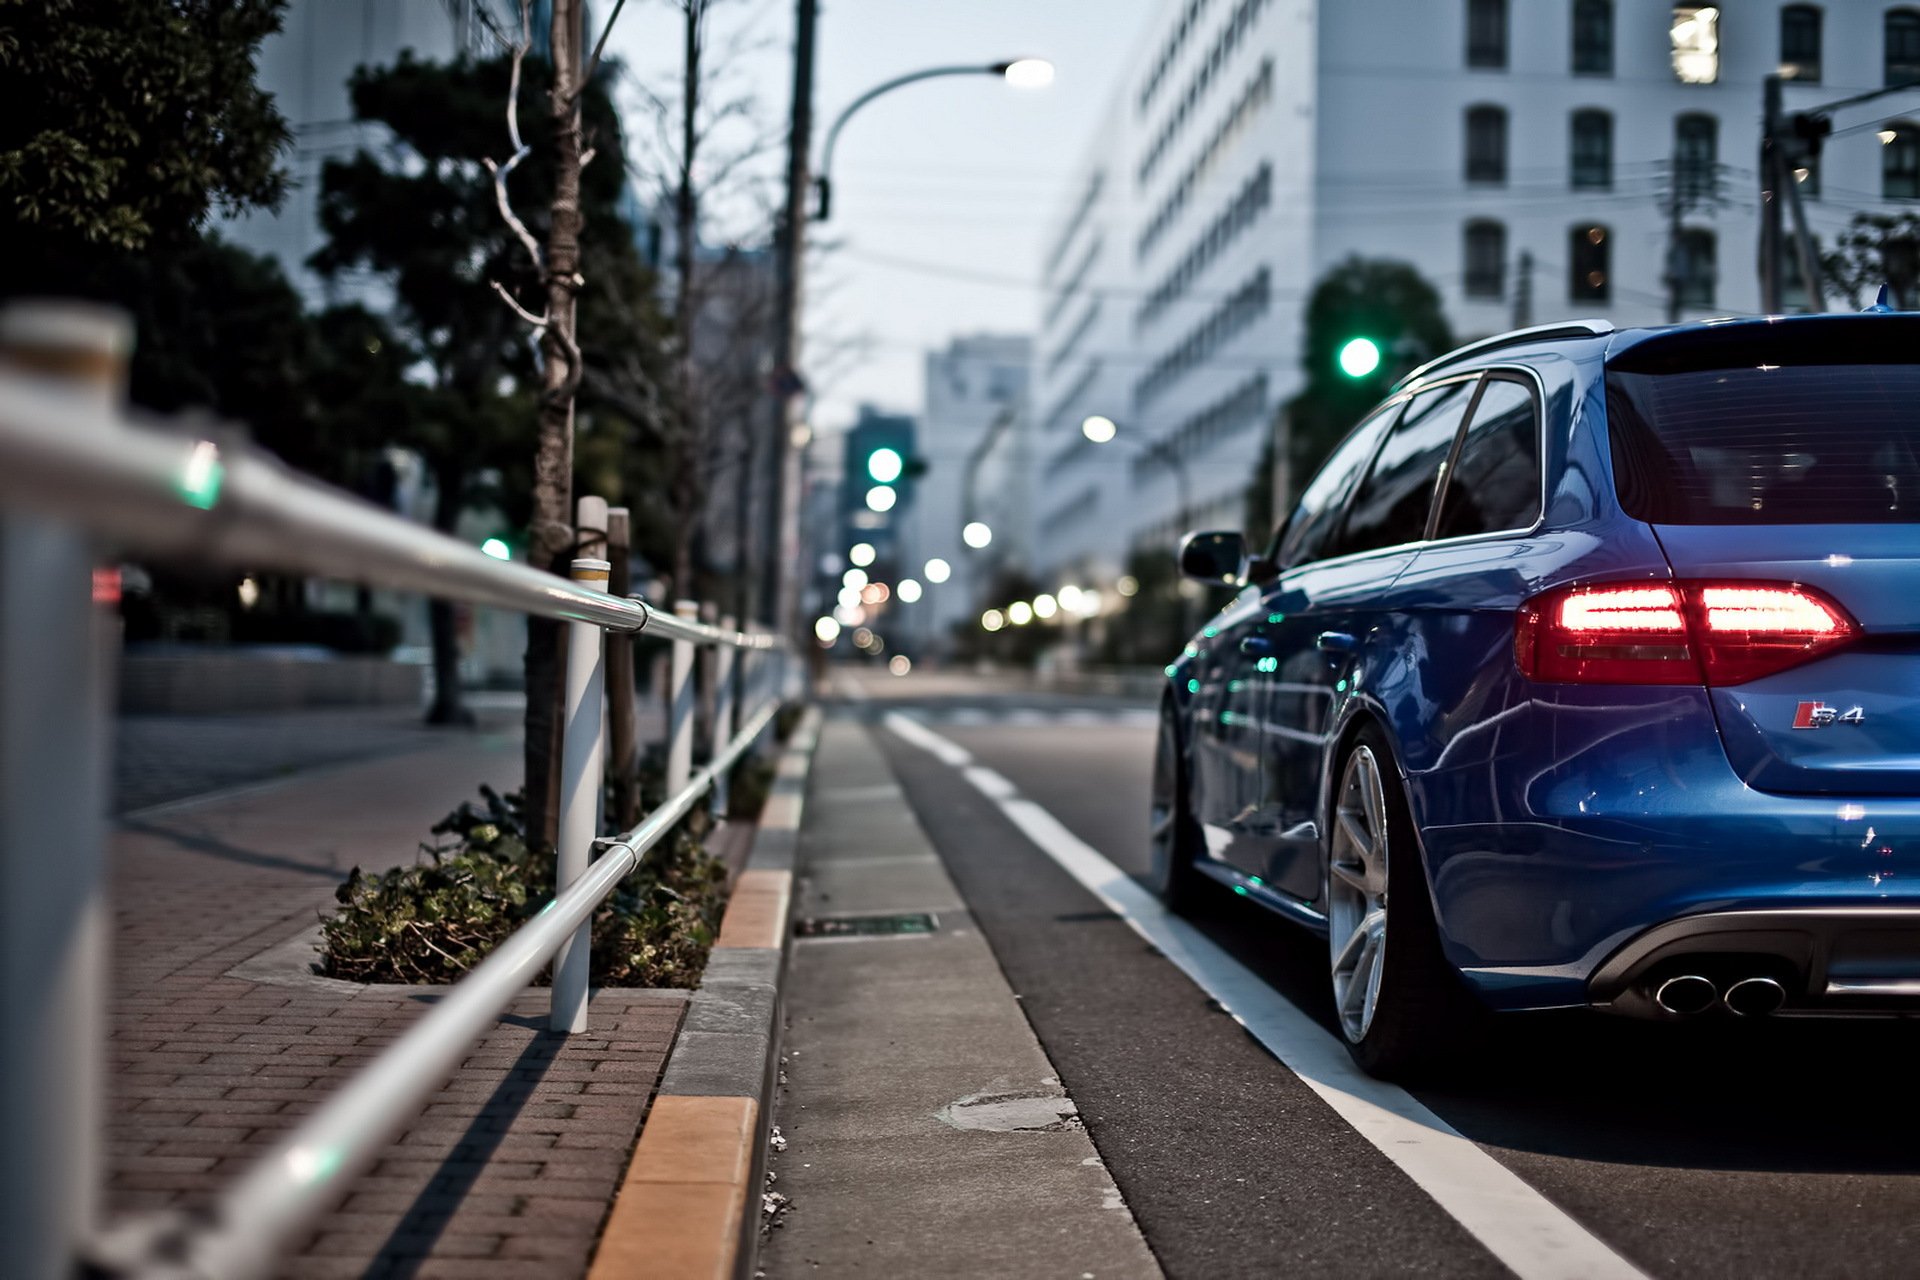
[881,710,1649,1280]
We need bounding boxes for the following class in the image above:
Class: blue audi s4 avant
[1154,313,1920,1078]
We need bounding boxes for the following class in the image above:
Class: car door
[1242,376,1484,901]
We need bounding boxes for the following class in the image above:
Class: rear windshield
[1607,364,1920,524]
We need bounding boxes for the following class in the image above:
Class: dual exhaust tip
[1654,973,1787,1017]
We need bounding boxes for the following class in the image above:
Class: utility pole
[1512,249,1533,329]
[1759,74,1831,313]
[764,0,817,635]
[1664,141,1685,324]
[1760,74,1785,314]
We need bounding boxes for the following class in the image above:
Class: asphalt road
[834,666,1920,1279]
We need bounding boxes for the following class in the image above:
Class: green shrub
[320,784,727,987]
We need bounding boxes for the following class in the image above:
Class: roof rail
[1391,318,1614,392]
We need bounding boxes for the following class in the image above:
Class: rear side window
[1608,364,1920,523]
[1278,400,1401,568]
[1434,376,1541,539]
[1330,379,1477,558]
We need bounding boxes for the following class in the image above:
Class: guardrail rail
[0,301,793,1280]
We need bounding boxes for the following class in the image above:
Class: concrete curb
[589,705,821,1280]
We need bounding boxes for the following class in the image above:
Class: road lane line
[882,710,1648,1280]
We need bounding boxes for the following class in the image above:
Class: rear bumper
[1587,905,1920,1019]
[1417,722,1920,1010]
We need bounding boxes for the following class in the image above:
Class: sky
[606,0,1160,431]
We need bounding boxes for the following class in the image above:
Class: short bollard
[551,557,609,1034]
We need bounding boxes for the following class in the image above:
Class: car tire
[1325,726,1476,1079]
[1150,698,1205,915]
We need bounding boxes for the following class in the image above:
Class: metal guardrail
[0,314,792,1280]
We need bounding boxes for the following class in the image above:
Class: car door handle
[1315,631,1356,653]
[1238,634,1274,656]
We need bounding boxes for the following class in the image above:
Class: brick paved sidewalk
[107,731,686,1278]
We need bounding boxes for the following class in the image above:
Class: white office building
[1033,0,1920,591]
[911,335,1032,652]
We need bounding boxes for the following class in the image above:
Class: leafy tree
[0,0,289,274]
[312,52,672,735]
[1272,258,1454,508]
[1822,212,1920,310]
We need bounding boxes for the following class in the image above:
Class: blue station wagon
[1155,313,1920,1077]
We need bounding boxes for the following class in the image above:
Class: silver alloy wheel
[1328,744,1391,1043]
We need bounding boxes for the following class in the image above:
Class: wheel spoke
[1333,916,1371,973]
[1361,928,1385,1027]
[1341,934,1377,1019]
[1335,807,1373,861]
[1328,858,1368,894]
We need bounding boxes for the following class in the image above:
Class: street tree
[0,0,289,278]
[311,51,658,735]
[1822,212,1920,310]
[1274,257,1453,505]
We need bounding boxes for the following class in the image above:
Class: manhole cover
[794,912,938,939]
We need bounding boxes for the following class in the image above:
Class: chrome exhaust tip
[1723,976,1787,1017]
[1654,974,1718,1016]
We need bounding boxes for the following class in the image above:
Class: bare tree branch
[576,0,632,102]
[484,0,545,311]
[490,279,550,328]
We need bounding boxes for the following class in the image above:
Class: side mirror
[1178,530,1246,585]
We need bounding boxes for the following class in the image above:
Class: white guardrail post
[667,599,697,796]
[0,303,120,1280]
[551,557,609,1034]
[711,615,737,817]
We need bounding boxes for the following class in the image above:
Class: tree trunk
[426,463,474,726]
[523,0,586,851]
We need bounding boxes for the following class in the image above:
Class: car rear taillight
[1515,581,1857,686]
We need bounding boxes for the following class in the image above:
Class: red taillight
[1515,581,1857,687]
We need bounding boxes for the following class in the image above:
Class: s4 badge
[1793,701,1865,729]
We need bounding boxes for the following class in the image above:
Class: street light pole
[1082,415,1189,543]
[815,59,1054,219]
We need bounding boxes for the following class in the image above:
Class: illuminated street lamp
[817,60,1055,220]
[849,542,877,567]
[924,557,952,583]
[962,521,993,549]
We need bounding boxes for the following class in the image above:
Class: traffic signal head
[1337,337,1382,379]
[867,447,904,484]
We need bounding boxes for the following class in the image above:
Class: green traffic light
[1337,337,1382,378]
[867,447,904,484]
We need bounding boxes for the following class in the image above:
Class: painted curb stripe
[884,710,1649,1280]
[716,868,792,950]
[588,706,821,1280]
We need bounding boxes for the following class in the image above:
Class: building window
[1572,0,1614,74]
[1464,221,1506,298]
[1466,105,1508,184]
[1780,5,1822,82]
[1571,224,1610,303]
[1889,9,1920,86]
[1467,0,1508,68]
[1676,112,1719,204]
[1571,110,1613,189]
[1676,228,1716,307]
[1672,5,1721,83]
[1886,123,1920,198]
